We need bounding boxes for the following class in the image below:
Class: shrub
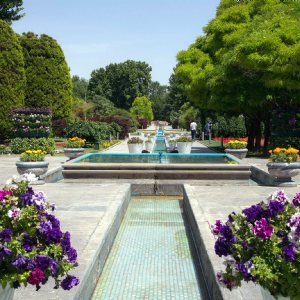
[0,20,25,141]
[270,136,300,150]
[12,107,52,138]
[137,118,148,129]
[19,32,72,120]
[10,138,55,155]
[88,115,133,139]
[66,120,116,142]
[52,118,67,137]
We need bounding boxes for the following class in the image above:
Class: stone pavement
[0,141,298,300]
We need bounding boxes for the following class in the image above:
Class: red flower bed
[55,143,67,147]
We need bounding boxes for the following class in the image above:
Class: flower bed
[212,190,300,298]
[0,175,79,291]
[269,147,299,163]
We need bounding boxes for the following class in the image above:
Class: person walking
[190,120,197,140]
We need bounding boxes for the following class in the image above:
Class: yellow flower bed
[269,147,299,163]
[20,149,46,162]
[224,140,248,149]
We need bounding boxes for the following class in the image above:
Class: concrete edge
[183,185,221,300]
[40,166,63,183]
[71,184,131,300]
[250,166,275,186]
[182,184,248,300]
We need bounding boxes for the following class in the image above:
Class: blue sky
[13,0,220,85]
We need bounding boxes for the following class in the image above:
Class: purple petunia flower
[67,247,77,263]
[20,187,34,206]
[32,191,46,210]
[12,255,28,270]
[241,240,250,250]
[27,259,37,271]
[61,231,71,252]
[0,228,13,242]
[242,204,263,223]
[35,255,52,270]
[60,275,79,290]
[215,237,232,257]
[39,221,52,235]
[211,220,224,235]
[0,246,12,261]
[283,243,298,262]
[22,234,36,252]
[292,193,300,207]
[236,262,255,281]
[50,260,59,276]
[268,200,285,216]
[252,218,273,239]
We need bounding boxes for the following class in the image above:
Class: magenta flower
[0,190,12,203]
[211,219,224,235]
[253,218,273,239]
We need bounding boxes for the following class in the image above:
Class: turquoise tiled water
[91,198,208,300]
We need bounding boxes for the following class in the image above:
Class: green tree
[89,95,115,116]
[148,81,168,120]
[0,0,24,24]
[88,60,152,110]
[178,102,199,131]
[72,75,88,100]
[175,0,300,151]
[0,20,25,140]
[130,96,153,122]
[19,32,73,120]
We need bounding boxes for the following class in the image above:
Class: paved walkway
[0,140,298,300]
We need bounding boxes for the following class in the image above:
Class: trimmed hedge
[10,138,55,155]
[19,32,72,120]
[0,20,25,140]
[66,120,119,142]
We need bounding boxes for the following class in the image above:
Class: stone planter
[260,286,289,300]
[224,148,248,160]
[16,161,49,178]
[177,142,193,154]
[64,148,85,160]
[0,285,14,300]
[127,143,143,153]
[267,162,300,186]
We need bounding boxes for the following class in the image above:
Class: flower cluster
[269,147,299,163]
[212,190,300,297]
[66,137,86,148]
[127,137,143,144]
[224,140,247,149]
[20,150,46,162]
[0,175,79,291]
[11,108,52,138]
